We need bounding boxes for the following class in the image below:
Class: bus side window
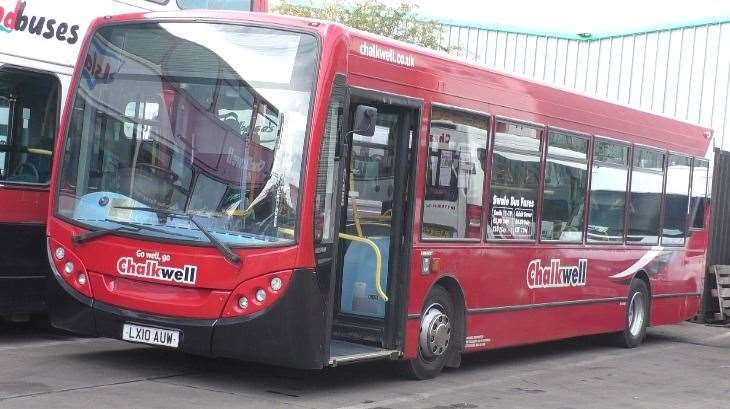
[540,131,589,242]
[689,159,709,229]
[627,148,665,245]
[587,140,629,243]
[487,120,543,241]
[661,154,691,245]
[422,106,489,240]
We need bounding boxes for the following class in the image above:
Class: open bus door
[323,87,419,366]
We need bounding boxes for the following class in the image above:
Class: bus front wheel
[399,285,455,380]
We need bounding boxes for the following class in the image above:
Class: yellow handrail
[26,148,52,156]
[278,227,295,237]
[338,232,388,302]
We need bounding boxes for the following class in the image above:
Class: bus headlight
[221,270,293,318]
[47,237,93,299]
[270,277,282,291]
[255,289,267,303]
[237,296,248,309]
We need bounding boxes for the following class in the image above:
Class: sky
[283,0,730,38]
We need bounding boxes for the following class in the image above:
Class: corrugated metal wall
[708,149,730,266]
[440,22,730,153]
[702,148,730,319]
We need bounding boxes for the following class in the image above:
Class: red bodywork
[0,185,48,225]
[251,0,268,12]
[47,11,712,362]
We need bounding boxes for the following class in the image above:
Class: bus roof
[92,10,713,157]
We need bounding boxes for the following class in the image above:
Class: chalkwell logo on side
[116,257,198,285]
[359,41,415,67]
[526,259,588,289]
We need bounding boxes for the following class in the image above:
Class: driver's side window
[0,68,59,185]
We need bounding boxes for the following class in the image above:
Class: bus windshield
[56,22,318,246]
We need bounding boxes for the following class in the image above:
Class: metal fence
[440,21,730,153]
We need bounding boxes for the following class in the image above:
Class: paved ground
[0,320,728,409]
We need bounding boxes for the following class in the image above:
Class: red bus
[0,0,267,318]
[46,11,712,379]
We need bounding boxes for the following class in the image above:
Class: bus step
[328,339,400,367]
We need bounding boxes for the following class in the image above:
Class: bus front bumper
[47,268,328,369]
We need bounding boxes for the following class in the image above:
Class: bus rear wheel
[614,279,650,348]
[399,285,455,380]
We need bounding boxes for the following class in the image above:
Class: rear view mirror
[353,105,377,137]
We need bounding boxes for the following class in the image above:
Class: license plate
[122,323,180,348]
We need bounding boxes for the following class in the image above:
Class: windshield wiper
[73,219,198,244]
[106,219,198,240]
[113,206,241,264]
[73,225,131,244]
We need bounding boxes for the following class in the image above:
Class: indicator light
[77,273,87,286]
[64,262,75,274]
[421,251,432,275]
[237,296,248,309]
[270,277,283,291]
[255,289,267,303]
[221,270,293,318]
[55,247,65,260]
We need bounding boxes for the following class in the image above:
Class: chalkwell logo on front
[116,257,198,285]
[359,41,415,67]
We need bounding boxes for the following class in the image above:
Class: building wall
[440,22,730,153]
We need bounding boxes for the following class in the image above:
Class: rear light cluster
[48,238,93,298]
[221,270,293,318]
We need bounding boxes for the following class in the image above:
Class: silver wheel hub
[419,303,451,359]
[628,291,646,337]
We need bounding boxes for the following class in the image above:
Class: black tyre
[614,279,650,348]
[398,285,456,380]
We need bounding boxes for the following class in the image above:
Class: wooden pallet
[711,265,730,322]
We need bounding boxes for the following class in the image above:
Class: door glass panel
[340,111,399,318]
[0,70,58,184]
[0,99,9,175]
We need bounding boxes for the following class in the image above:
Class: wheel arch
[634,270,652,296]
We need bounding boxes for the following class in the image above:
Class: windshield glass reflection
[57,23,318,246]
